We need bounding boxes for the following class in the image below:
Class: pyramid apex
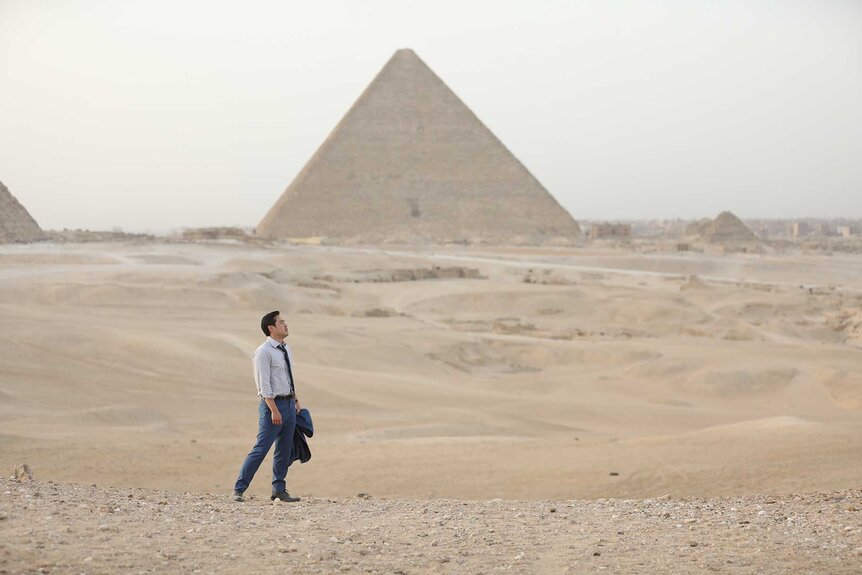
[389,48,421,62]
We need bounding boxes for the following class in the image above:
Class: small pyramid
[257,49,580,244]
[687,211,758,244]
[0,180,43,243]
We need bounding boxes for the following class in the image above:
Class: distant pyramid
[257,49,580,244]
[686,211,758,244]
[0,180,43,243]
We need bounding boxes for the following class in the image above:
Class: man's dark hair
[261,310,280,336]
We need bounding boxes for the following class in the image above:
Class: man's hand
[295,398,302,414]
[264,398,281,425]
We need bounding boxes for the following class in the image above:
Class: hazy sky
[1,1,860,232]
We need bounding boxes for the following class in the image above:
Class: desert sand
[1,241,860,503]
[2,240,862,573]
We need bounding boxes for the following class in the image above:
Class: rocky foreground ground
[0,478,859,574]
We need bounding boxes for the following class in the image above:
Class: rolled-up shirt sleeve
[254,348,274,398]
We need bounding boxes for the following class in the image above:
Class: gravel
[0,478,859,574]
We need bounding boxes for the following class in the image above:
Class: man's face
[270,315,289,339]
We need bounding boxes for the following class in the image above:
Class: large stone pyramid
[257,49,580,244]
[0,180,43,243]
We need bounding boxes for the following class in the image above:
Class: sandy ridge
[1,479,860,574]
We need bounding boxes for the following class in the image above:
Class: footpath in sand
[1,479,860,574]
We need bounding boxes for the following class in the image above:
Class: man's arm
[254,349,282,425]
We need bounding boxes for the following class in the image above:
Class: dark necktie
[277,344,296,396]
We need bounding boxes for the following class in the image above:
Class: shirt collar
[267,336,286,348]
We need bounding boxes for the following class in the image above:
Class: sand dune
[819,369,862,410]
[0,242,860,502]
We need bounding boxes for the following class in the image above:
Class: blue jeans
[234,398,296,494]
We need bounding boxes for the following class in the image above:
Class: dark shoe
[232,490,244,502]
[271,491,300,503]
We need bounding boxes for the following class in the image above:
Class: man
[233,311,302,502]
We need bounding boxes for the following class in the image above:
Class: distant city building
[812,222,829,236]
[590,223,631,240]
[837,226,853,238]
[789,221,809,238]
[751,223,770,238]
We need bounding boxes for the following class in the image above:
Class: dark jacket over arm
[290,408,313,466]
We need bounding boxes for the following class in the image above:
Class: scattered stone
[181,227,249,242]
[13,464,33,482]
[0,479,858,573]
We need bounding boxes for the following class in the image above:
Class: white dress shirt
[252,336,295,399]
